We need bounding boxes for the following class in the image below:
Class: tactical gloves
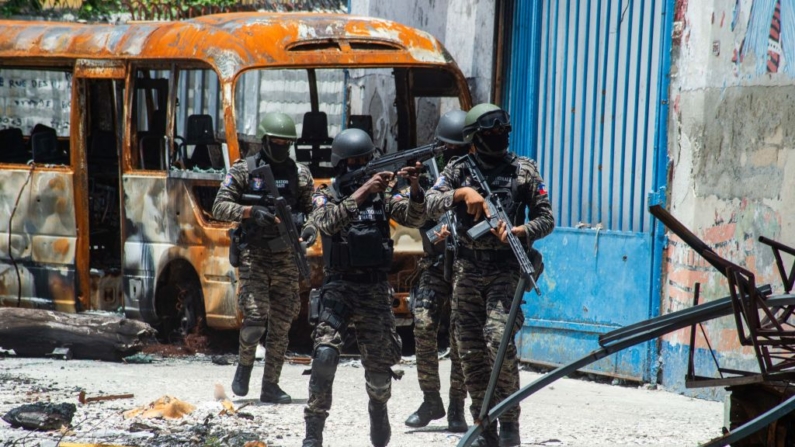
[251,205,277,227]
[301,226,318,247]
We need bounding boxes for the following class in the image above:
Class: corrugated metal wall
[506,0,672,381]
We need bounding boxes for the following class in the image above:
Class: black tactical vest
[242,154,301,248]
[321,194,393,271]
[453,155,525,238]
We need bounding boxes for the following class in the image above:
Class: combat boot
[302,415,325,447]
[260,380,292,404]
[231,364,253,396]
[446,397,467,433]
[369,401,391,447]
[499,421,521,447]
[404,391,445,427]
[471,425,499,447]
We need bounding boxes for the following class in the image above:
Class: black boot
[499,421,521,447]
[302,415,325,447]
[446,397,467,433]
[404,392,445,428]
[369,401,391,447]
[471,425,499,447]
[231,364,253,396]
[260,380,292,404]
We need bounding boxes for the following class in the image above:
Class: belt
[327,271,388,284]
[457,246,513,263]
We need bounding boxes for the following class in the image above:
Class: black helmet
[331,128,376,167]
[435,110,467,145]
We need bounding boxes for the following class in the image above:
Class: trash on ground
[123,395,195,420]
[123,353,155,364]
[2,402,76,431]
[78,391,134,404]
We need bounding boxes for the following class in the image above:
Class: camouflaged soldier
[405,110,470,433]
[425,103,555,447]
[302,128,426,447]
[212,112,317,404]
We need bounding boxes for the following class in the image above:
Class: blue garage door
[504,0,674,381]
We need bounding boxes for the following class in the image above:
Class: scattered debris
[60,443,135,447]
[0,308,156,361]
[123,353,155,364]
[286,355,311,365]
[128,421,160,433]
[46,347,73,360]
[243,441,268,447]
[123,395,195,420]
[213,384,228,401]
[2,402,76,431]
[211,355,231,365]
[78,391,134,404]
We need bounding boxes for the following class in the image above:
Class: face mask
[264,138,292,163]
[474,133,510,157]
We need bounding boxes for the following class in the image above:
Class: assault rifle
[463,154,540,295]
[242,164,310,279]
[332,142,445,195]
[424,156,459,282]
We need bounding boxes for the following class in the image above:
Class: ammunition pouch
[317,294,351,333]
[228,226,242,268]
[308,288,322,326]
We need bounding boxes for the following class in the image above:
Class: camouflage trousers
[413,256,466,400]
[237,249,300,384]
[452,257,523,423]
[304,279,402,420]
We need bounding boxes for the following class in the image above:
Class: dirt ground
[0,351,724,447]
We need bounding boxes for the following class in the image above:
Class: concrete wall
[663,0,795,397]
[350,0,495,105]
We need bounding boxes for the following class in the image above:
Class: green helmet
[462,103,511,142]
[257,112,297,140]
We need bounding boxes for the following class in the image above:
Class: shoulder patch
[222,173,233,187]
[432,175,447,190]
[538,182,548,195]
[313,195,328,208]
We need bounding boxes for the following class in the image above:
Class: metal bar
[547,0,561,215]
[586,0,603,224]
[639,0,658,232]
[628,0,645,231]
[596,0,614,226]
[459,292,795,447]
[566,0,582,225]
[686,283,700,381]
[606,0,624,229]
[478,277,527,422]
[699,392,795,447]
[577,0,593,225]
[646,0,674,383]
[538,0,553,180]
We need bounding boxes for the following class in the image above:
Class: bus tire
[154,260,206,342]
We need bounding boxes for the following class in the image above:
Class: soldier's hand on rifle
[300,226,318,247]
[250,205,280,227]
[433,224,451,244]
[491,220,526,243]
[454,187,489,221]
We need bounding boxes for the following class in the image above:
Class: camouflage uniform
[212,157,314,382]
[425,153,554,428]
[303,184,425,436]
[412,251,465,401]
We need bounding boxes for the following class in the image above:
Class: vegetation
[0,0,241,21]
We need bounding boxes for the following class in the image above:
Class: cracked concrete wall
[663,0,795,391]
[351,0,494,105]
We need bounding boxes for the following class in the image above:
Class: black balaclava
[473,132,510,164]
[263,136,292,163]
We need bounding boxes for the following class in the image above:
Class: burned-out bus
[0,13,472,339]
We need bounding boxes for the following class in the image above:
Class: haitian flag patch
[538,182,548,195]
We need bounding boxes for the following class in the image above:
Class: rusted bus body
[0,13,471,336]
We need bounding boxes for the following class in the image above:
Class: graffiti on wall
[732,0,795,74]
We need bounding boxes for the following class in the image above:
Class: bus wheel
[155,261,206,343]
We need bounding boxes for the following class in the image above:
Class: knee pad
[240,319,267,345]
[365,371,392,401]
[309,345,340,394]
